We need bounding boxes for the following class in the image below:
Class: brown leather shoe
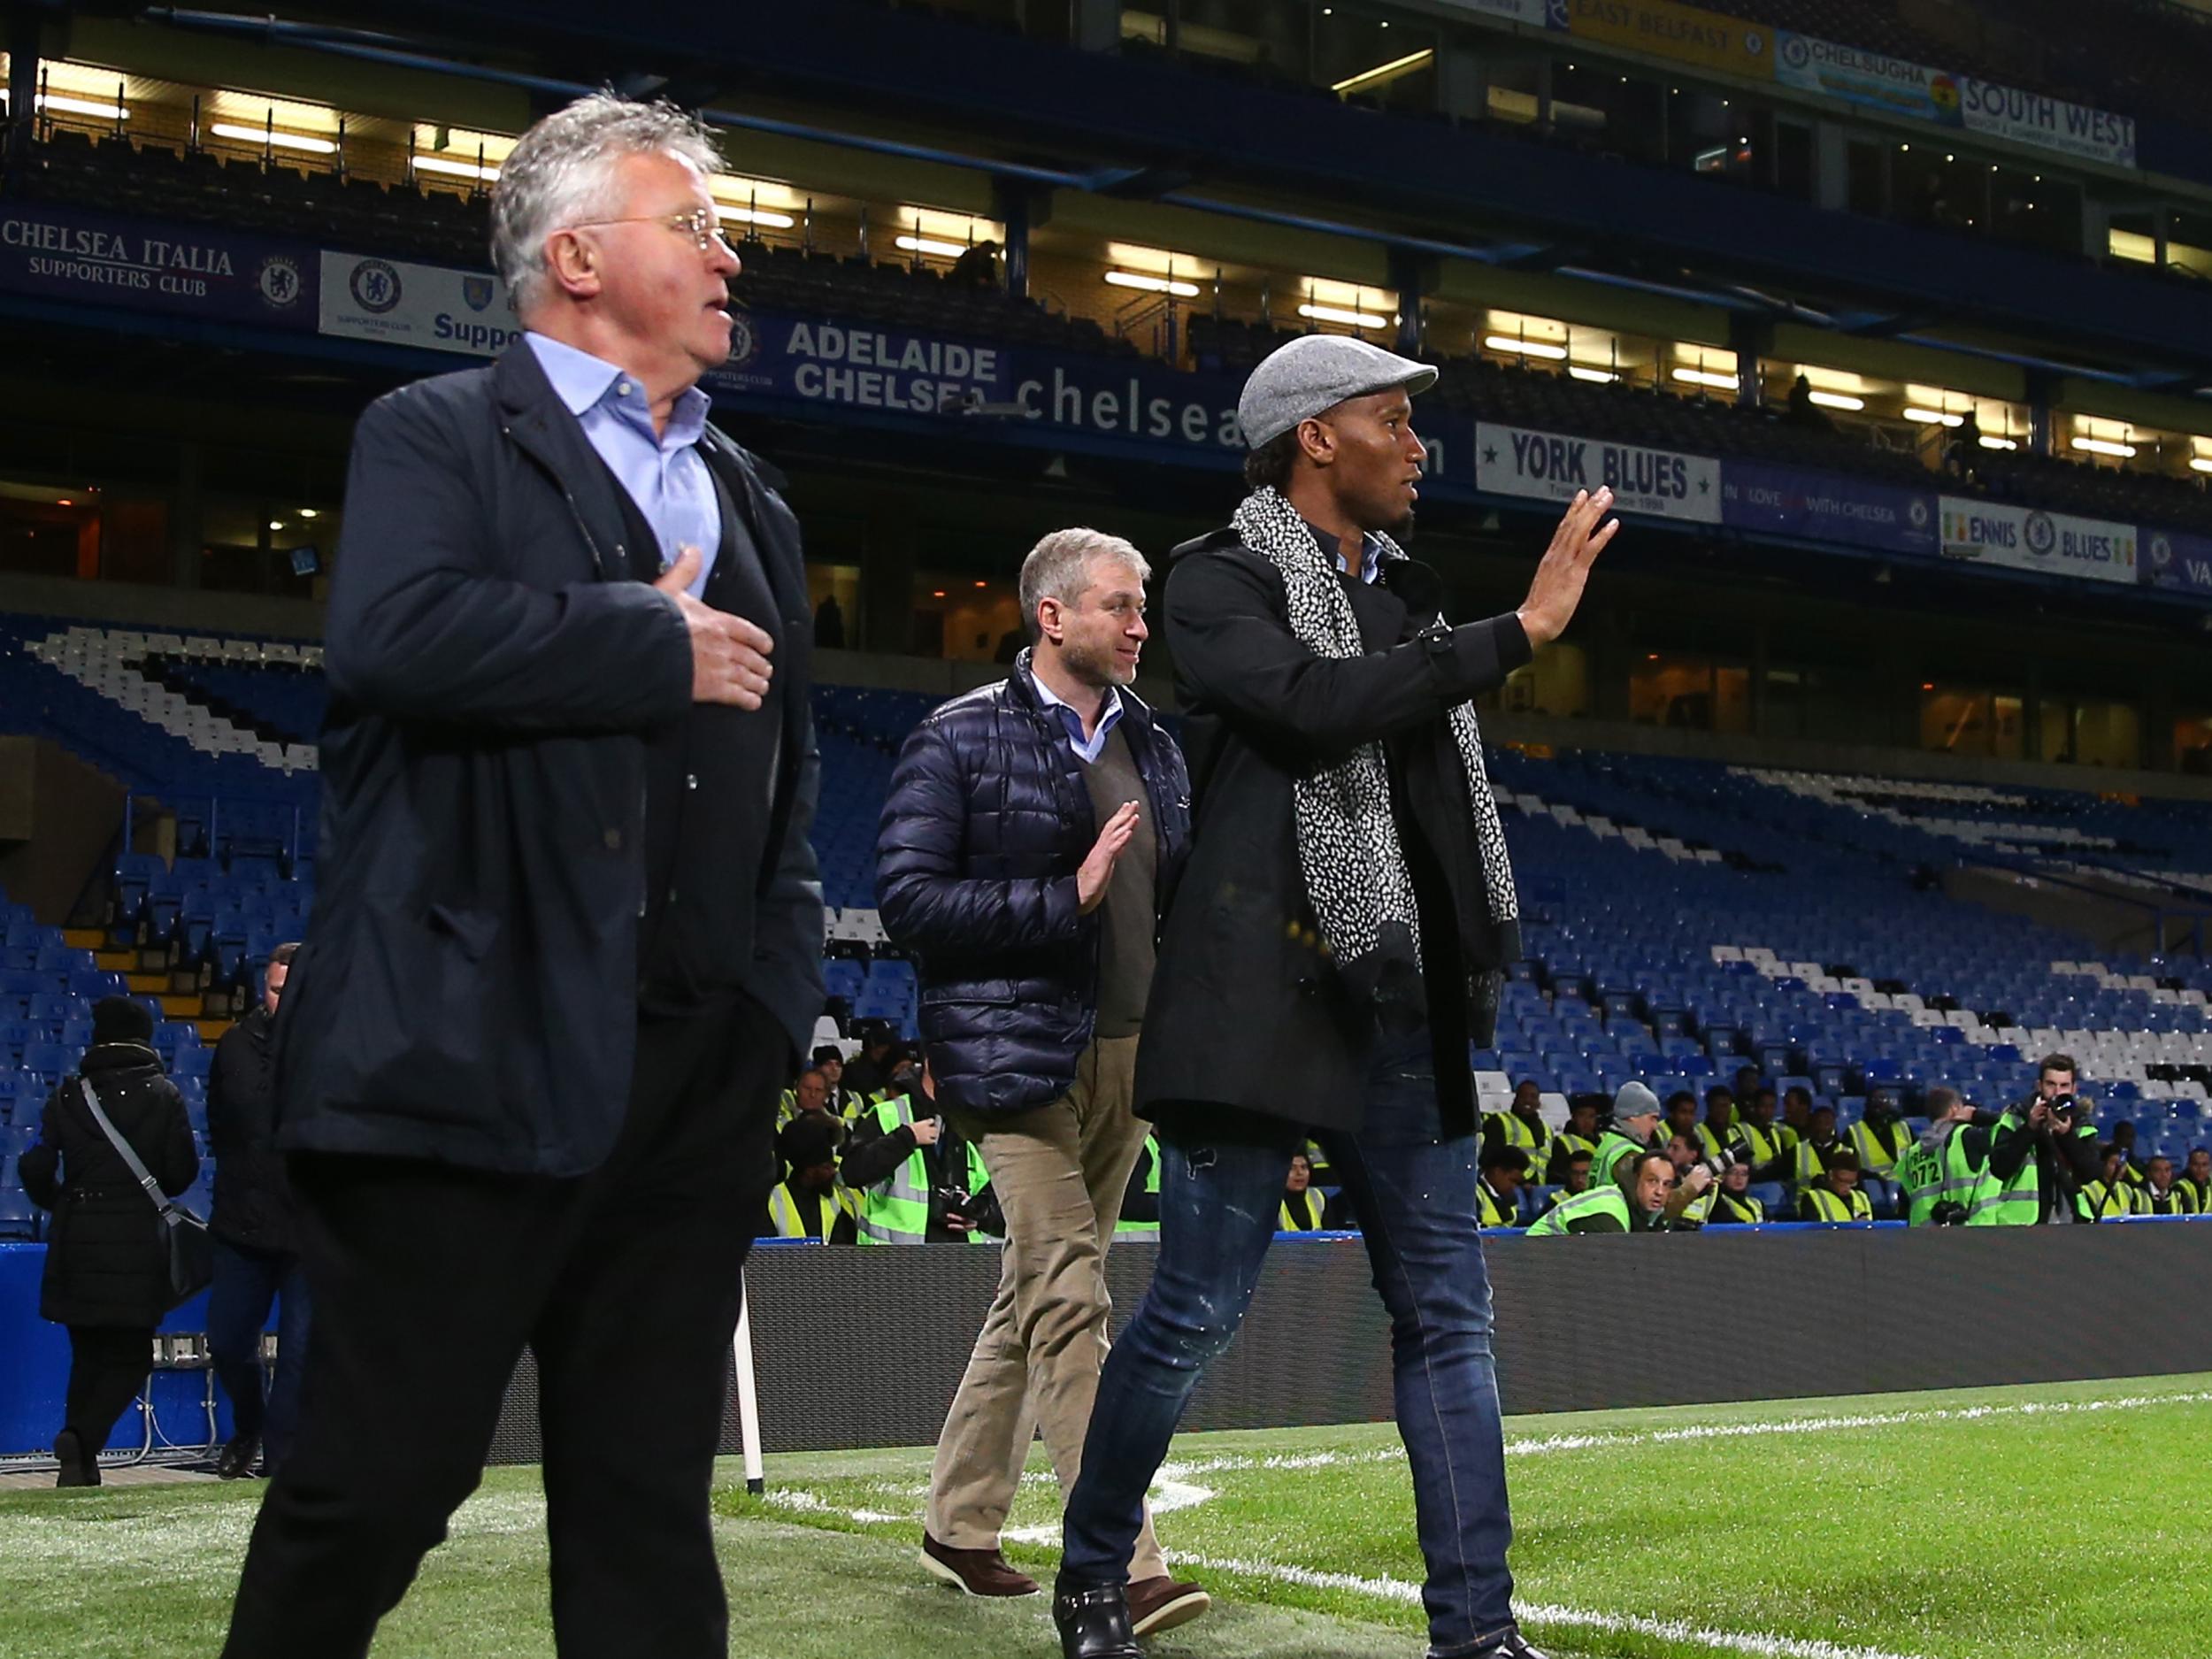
[919,1531,1041,1596]
[1127,1574,1210,1637]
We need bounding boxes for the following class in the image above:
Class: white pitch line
[1173,1554,1934,1659]
[1505,1387,2212,1458]
[1159,1386,2212,1477]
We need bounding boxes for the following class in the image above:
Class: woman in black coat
[18,996,199,1487]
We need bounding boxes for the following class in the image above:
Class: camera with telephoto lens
[2044,1094,2080,1125]
[1698,1140,1744,1182]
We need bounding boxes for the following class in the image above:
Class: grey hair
[490,93,721,315]
[1018,528,1151,641]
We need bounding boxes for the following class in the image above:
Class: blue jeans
[1060,1030,1518,1656]
[208,1239,311,1471]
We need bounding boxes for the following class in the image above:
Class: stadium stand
[7,615,2208,1240]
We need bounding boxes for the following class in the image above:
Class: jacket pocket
[341,899,508,1126]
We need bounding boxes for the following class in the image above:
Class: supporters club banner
[2141,530,2212,597]
[319,251,525,357]
[1720,463,1938,556]
[0,204,314,329]
[1563,0,1773,81]
[1939,497,2137,586]
[1768,33,2134,170]
[1772,33,1955,124]
[1476,423,1723,523]
[1955,79,2136,171]
[1434,0,1567,27]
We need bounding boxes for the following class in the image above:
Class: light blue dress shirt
[526,332,721,595]
[1032,672,1125,765]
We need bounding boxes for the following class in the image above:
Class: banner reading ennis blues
[1939,497,2137,586]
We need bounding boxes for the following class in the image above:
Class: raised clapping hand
[1517,487,1620,649]
[1077,801,1142,915]
[654,544,775,709]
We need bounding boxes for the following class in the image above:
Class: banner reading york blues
[1722,463,1937,556]
[318,251,524,357]
[2141,529,2212,597]
[1476,423,1722,523]
[1939,497,2136,586]
[0,204,312,328]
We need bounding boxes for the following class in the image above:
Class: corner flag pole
[733,1268,766,1494]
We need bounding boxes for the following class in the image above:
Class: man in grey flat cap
[1054,334,1616,1659]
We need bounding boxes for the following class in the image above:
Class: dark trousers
[221,1000,786,1659]
[207,1238,311,1470]
[1061,1028,1519,1658]
[62,1325,152,1454]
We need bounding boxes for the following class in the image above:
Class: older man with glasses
[219,94,823,1658]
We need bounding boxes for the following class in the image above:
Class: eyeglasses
[567,208,733,253]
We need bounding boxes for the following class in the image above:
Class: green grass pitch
[3,1373,2208,1658]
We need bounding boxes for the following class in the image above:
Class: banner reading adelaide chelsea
[1939,497,2136,586]
[1476,424,1722,523]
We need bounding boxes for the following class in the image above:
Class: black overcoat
[1134,529,1530,1139]
[206,1006,293,1253]
[19,1042,199,1328]
[275,343,824,1178]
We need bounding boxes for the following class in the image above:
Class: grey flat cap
[1237,334,1438,449]
[1612,1081,1663,1120]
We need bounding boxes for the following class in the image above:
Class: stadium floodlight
[1979,436,2020,450]
[895,234,968,258]
[1568,365,1620,384]
[1672,367,1737,389]
[1807,391,1864,411]
[1902,407,1965,426]
[27,93,130,120]
[1105,271,1199,298]
[1300,303,1388,328]
[413,154,499,182]
[1331,49,1436,96]
[2191,457,2212,473]
[2071,436,2137,457]
[718,205,795,229]
[1484,335,1568,361]
[209,121,337,155]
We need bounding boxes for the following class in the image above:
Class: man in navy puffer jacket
[876,527,1206,1639]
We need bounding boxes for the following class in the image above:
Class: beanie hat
[91,995,156,1048]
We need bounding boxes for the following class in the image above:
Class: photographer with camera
[1591,1082,1663,1186]
[1525,1148,1676,1236]
[1893,1086,1978,1225]
[841,1057,999,1245]
[1970,1054,2102,1225]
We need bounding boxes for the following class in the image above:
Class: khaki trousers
[925,1035,1167,1579]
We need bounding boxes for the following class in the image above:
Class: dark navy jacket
[874,654,1191,1116]
[275,343,824,1178]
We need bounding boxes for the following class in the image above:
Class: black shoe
[1432,1632,1551,1659]
[216,1433,261,1480]
[53,1429,98,1489]
[1053,1582,1142,1659]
